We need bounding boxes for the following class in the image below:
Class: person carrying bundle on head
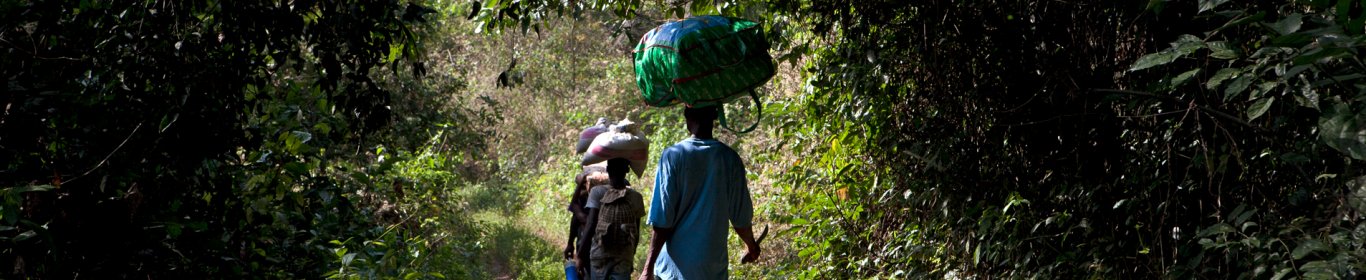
[576,119,650,280]
[564,164,607,262]
[638,106,758,280]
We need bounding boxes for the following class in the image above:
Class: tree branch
[66,122,143,184]
[1091,88,1265,132]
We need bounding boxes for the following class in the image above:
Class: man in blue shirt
[638,106,760,280]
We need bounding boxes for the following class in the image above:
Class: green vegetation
[4,0,1366,279]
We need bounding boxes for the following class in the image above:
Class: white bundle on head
[581,119,651,177]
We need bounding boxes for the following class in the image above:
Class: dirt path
[463,181,569,280]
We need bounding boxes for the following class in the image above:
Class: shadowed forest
[3,0,1366,279]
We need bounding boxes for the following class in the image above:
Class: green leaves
[1267,13,1304,35]
[1206,68,1242,90]
[1291,240,1326,260]
[1,185,55,225]
[1130,34,1205,71]
[1171,68,1202,88]
[1207,41,1240,59]
[1318,102,1366,160]
[1247,97,1275,121]
[1198,0,1231,13]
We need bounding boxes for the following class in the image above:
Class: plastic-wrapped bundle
[575,118,610,154]
[581,119,650,177]
[633,15,774,108]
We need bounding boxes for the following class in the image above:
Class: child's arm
[576,207,599,274]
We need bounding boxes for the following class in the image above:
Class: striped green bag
[633,16,775,133]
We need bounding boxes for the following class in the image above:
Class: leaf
[1198,0,1230,13]
[1250,81,1278,100]
[1223,75,1255,101]
[1129,35,1204,71]
[1207,41,1239,59]
[1271,33,1313,47]
[1131,52,1180,72]
[1270,267,1293,280]
[1198,223,1236,237]
[14,230,36,242]
[1268,13,1304,35]
[342,252,358,266]
[1251,97,1273,120]
[1231,205,1259,225]
[1206,68,1241,90]
[1171,68,1201,88]
[291,131,312,143]
[1292,240,1325,259]
[20,185,54,193]
[2,207,15,225]
[1293,47,1348,65]
[168,223,183,238]
[1318,102,1366,160]
[387,44,404,63]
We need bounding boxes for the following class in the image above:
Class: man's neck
[691,126,714,140]
[687,122,714,140]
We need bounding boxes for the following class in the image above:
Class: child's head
[575,171,589,189]
[606,158,631,179]
[586,172,610,187]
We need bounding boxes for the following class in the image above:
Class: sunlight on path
[460,179,571,280]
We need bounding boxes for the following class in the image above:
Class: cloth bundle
[575,118,610,154]
[580,119,650,177]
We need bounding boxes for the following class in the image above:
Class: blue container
[565,260,581,280]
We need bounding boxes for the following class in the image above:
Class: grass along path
[458,169,579,280]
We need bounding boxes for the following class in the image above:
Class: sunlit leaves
[1207,41,1239,59]
[1247,97,1275,121]
[1266,13,1304,35]
[1206,68,1242,90]
[1130,34,1204,71]
[1319,102,1366,160]
[1198,0,1231,13]
[1171,68,1202,88]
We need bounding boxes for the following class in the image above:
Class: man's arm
[733,226,760,263]
[637,226,674,280]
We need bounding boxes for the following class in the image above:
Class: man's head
[683,106,718,138]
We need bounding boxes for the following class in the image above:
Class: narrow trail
[461,178,572,279]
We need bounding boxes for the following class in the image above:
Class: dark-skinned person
[638,106,759,280]
[576,158,646,280]
[565,165,607,261]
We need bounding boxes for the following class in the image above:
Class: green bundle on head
[633,16,775,109]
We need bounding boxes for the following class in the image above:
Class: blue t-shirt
[648,138,752,280]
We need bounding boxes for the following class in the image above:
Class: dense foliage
[779,0,1366,278]
[3,0,494,278]
[480,0,1366,278]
